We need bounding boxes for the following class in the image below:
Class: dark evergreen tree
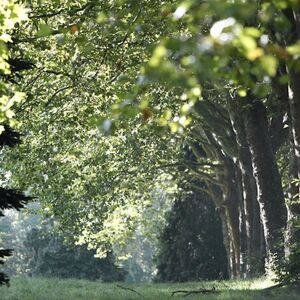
[155,181,229,282]
[0,53,35,286]
[0,126,31,286]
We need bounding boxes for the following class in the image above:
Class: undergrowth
[0,277,299,300]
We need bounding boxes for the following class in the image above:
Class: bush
[24,227,126,281]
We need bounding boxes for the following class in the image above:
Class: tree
[0,128,30,285]
[156,179,228,282]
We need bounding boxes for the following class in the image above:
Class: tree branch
[29,1,95,19]
[45,85,74,107]
[156,161,220,169]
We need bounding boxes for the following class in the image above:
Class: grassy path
[1,277,299,300]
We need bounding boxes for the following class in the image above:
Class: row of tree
[0,0,300,283]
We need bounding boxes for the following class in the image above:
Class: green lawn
[0,277,299,300]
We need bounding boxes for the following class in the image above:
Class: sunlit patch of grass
[247,276,274,290]
[0,277,299,300]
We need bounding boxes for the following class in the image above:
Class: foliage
[0,0,27,130]
[1,0,183,260]
[0,206,157,282]
[119,190,173,282]
[23,226,125,281]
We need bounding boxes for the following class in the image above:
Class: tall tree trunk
[287,142,300,246]
[288,70,300,195]
[276,116,300,284]
[283,8,300,196]
[228,99,265,276]
[235,164,248,276]
[243,97,287,267]
[222,157,241,278]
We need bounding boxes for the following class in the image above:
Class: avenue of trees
[1,0,300,285]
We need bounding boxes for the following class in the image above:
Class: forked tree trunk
[243,97,287,267]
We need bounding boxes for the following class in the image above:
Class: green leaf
[97,12,108,23]
[239,35,257,51]
[237,88,247,97]
[287,41,300,55]
[259,55,278,76]
[36,24,52,38]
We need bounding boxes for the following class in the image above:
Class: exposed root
[116,284,143,297]
[171,286,219,297]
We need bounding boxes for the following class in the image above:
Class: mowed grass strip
[1,277,300,300]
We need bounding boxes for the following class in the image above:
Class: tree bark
[288,70,300,186]
[222,157,241,278]
[243,97,287,267]
[281,4,300,194]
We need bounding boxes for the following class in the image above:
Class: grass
[0,277,299,300]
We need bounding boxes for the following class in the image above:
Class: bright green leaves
[96,12,108,24]
[36,23,53,38]
[149,45,168,68]
[0,1,28,128]
[0,1,28,33]
[167,0,300,99]
[234,28,264,61]
[272,0,299,9]
[142,36,202,133]
[237,88,247,97]
[237,35,259,58]
[259,55,278,77]
[287,41,300,56]
[0,91,25,125]
[0,1,28,74]
[212,20,278,81]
